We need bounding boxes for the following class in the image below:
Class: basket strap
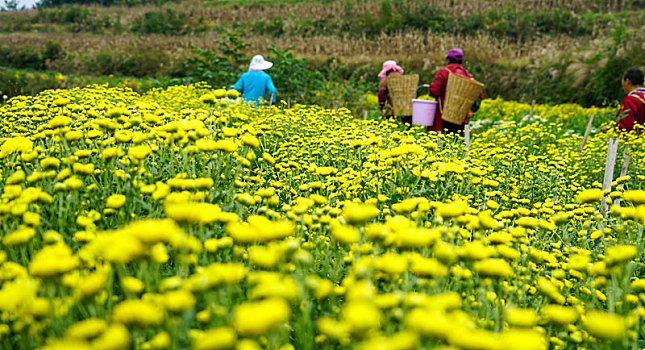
[438,67,455,118]
[445,66,472,78]
[631,94,645,105]
[438,67,453,116]
[629,90,645,106]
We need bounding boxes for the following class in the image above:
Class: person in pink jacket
[377,60,404,119]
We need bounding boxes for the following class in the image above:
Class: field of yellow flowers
[0,83,644,350]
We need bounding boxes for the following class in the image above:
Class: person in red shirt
[426,48,482,135]
[615,66,645,132]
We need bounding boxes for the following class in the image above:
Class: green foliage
[305,58,374,110]
[509,15,644,107]
[300,0,615,42]
[0,15,32,31]
[252,16,285,37]
[130,8,203,35]
[586,18,635,105]
[35,5,114,32]
[0,41,63,70]
[178,32,250,87]
[83,47,169,77]
[36,0,178,8]
[206,0,308,6]
[290,17,336,37]
[265,46,324,103]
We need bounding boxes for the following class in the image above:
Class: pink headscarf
[378,60,404,79]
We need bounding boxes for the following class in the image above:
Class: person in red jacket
[426,48,482,135]
[615,66,645,132]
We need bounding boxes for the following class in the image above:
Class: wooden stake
[519,100,536,139]
[464,124,471,157]
[613,146,631,206]
[551,155,565,202]
[526,100,535,125]
[334,100,339,117]
[601,138,619,217]
[269,93,274,106]
[363,110,368,131]
[578,113,595,157]
[208,105,213,135]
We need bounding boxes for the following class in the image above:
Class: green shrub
[130,8,203,35]
[265,46,324,103]
[177,32,249,87]
[252,16,285,37]
[36,6,113,33]
[0,16,34,32]
[84,47,169,77]
[0,41,63,70]
[37,0,179,8]
[0,46,38,69]
[291,1,614,41]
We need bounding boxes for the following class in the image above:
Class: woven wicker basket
[442,73,485,124]
[386,74,419,117]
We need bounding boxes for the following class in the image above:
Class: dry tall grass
[4,0,634,28]
[0,29,595,69]
[108,0,635,22]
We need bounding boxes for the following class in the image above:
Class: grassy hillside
[1,0,644,108]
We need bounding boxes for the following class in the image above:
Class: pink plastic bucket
[411,99,438,126]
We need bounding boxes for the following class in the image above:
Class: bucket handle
[416,84,430,98]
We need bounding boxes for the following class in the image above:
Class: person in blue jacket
[233,55,277,106]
